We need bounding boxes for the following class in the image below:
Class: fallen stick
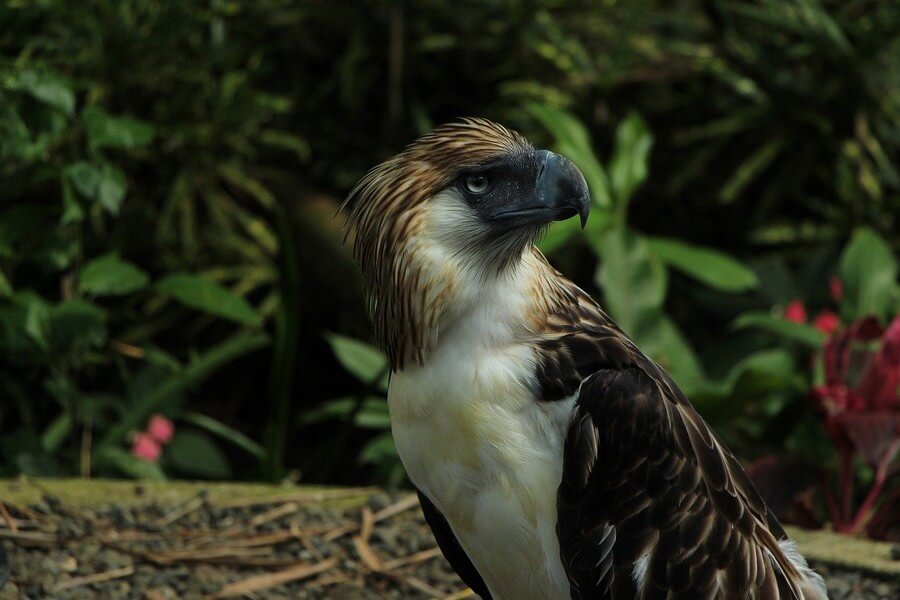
[50,566,134,593]
[0,501,18,533]
[323,494,420,541]
[208,557,338,598]
[381,547,443,571]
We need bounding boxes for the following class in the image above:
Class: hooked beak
[492,150,590,229]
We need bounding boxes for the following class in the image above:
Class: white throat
[388,252,574,600]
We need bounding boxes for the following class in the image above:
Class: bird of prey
[345,119,826,600]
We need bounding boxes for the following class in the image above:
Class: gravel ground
[0,489,897,599]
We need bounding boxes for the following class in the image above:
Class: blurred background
[1,1,898,538]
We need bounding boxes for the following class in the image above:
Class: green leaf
[13,70,75,115]
[324,332,389,388]
[79,253,149,296]
[594,229,667,335]
[733,312,826,347]
[99,331,269,449]
[48,299,107,352]
[165,430,232,479]
[608,111,653,206]
[299,396,390,429]
[537,217,582,254]
[648,237,759,292]
[526,102,613,211]
[698,349,796,401]
[156,273,262,325]
[719,139,786,204]
[635,313,704,397]
[99,447,166,480]
[838,228,898,321]
[64,161,127,214]
[178,411,265,458]
[0,269,11,297]
[82,106,154,150]
[359,431,399,465]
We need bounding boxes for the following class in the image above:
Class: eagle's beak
[492,150,590,229]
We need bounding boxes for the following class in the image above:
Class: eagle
[345,119,827,600]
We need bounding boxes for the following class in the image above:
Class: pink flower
[147,414,175,444]
[783,299,807,323]
[131,433,162,462]
[812,310,841,335]
[829,276,843,302]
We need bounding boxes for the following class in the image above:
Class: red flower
[147,414,175,444]
[829,276,843,302]
[131,433,162,462]
[783,299,807,323]
[809,315,900,534]
[812,310,841,334]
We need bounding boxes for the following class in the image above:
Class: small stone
[60,555,78,572]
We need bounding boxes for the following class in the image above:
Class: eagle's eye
[464,174,490,194]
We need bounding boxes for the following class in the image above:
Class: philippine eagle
[345,119,826,600]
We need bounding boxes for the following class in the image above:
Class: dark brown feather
[537,277,811,599]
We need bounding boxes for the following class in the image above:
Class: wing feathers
[552,350,817,598]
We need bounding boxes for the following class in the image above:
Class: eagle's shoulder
[530,273,637,401]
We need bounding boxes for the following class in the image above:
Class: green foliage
[839,228,899,322]
[0,0,898,487]
[156,273,262,326]
[79,254,149,297]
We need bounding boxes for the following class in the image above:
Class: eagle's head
[346,118,589,370]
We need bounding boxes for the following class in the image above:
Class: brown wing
[555,359,804,599]
[529,272,808,599]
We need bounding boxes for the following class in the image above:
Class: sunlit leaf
[13,70,75,115]
[648,237,758,292]
[733,312,826,347]
[156,273,262,325]
[839,228,898,321]
[324,332,389,388]
[608,111,653,206]
[82,106,154,150]
[64,161,127,214]
[79,253,149,296]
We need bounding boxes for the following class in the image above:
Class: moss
[0,477,373,511]
[785,526,900,576]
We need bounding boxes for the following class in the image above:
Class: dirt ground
[0,487,897,599]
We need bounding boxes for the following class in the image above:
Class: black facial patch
[455,150,540,219]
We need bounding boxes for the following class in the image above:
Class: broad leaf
[839,228,898,321]
[48,299,107,352]
[300,396,390,429]
[165,430,232,479]
[156,273,262,325]
[13,70,75,115]
[64,161,127,214]
[594,229,667,335]
[608,111,653,206]
[178,411,265,458]
[733,312,826,347]
[82,106,154,150]
[648,237,759,292]
[79,253,149,296]
[324,332,389,388]
[99,447,165,480]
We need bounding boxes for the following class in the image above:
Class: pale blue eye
[465,174,489,194]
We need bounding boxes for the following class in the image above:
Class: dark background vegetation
[1,0,898,506]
